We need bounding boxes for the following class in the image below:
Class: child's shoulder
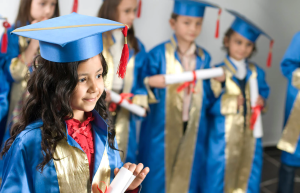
[148,40,172,54]
[13,120,43,149]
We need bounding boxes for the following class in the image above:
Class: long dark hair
[1,53,116,171]
[223,28,257,58]
[15,0,60,28]
[98,0,140,53]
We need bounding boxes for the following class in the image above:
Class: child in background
[277,31,300,193]
[0,13,149,193]
[0,0,60,142]
[98,0,148,164]
[138,0,220,192]
[206,9,271,193]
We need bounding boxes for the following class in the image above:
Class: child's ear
[169,18,176,30]
[224,36,229,47]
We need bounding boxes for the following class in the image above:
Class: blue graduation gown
[0,110,123,193]
[103,35,148,164]
[277,32,300,167]
[138,35,212,193]
[205,57,270,193]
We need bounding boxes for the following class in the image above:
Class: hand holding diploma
[114,163,150,192]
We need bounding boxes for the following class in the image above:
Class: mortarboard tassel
[137,0,142,18]
[215,9,222,39]
[1,20,11,54]
[266,40,274,68]
[117,25,129,79]
[72,0,78,13]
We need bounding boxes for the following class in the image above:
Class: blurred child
[138,1,220,192]
[206,9,271,193]
[98,0,148,164]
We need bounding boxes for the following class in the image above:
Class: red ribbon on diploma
[177,71,197,94]
[250,106,263,130]
[97,181,108,193]
[109,93,134,112]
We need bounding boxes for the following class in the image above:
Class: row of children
[0,0,299,193]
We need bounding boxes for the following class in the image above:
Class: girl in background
[98,0,148,164]
[206,9,271,193]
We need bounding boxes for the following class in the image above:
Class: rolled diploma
[121,175,136,193]
[249,78,263,138]
[110,91,146,117]
[164,67,224,85]
[107,167,133,193]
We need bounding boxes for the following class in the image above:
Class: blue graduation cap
[0,15,11,53]
[227,9,274,67]
[11,13,129,78]
[173,0,222,38]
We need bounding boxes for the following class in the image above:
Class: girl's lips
[83,98,96,102]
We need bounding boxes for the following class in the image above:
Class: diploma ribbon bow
[97,181,108,193]
[109,93,134,112]
[250,105,263,130]
[177,71,197,94]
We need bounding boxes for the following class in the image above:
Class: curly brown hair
[1,53,116,172]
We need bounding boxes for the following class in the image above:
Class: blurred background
[0,0,299,192]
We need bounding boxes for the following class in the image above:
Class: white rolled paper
[110,91,146,117]
[107,167,134,193]
[249,78,263,138]
[121,175,136,193]
[164,67,224,85]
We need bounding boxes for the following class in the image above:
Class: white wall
[0,0,299,146]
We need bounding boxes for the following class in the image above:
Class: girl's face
[170,15,203,43]
[71,54,104,116]
[225,31,255,61]
[30,0,57,21]
[117,0,137,28]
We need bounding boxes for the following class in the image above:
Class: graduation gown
[102,34,148,164]
[205,57,270,193]
[0,110,123,193]
[0,24,32,139]
[277,32,300,167]
[138,35,212,193]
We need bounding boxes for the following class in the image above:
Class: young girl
[98,0,148,164]
[138,1,220,193]
[277,32,300,193]
[0,13,149,192]
[205,9,271,193]
[0,0,60,144]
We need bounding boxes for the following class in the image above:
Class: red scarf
[65,112,95,179]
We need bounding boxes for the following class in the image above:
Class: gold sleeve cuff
[210,78,222,98]
[132,95,149,109]
[292,68,300,89]
[144,77,158,104]
[9,55,29,82]
[221,94,238,115]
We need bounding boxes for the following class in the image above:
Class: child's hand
[105,90,112,103]
[255,95,265,107]
[237,94,244,108]
[148,75,166,88]
[114,163,150,191]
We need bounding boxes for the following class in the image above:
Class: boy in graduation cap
[277,31,300,193]
[0,13,150,193]
[138,1,221,193]
[206,9,272,193]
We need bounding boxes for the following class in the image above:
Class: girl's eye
[236,40,242,45]
[40,3,46,6]
[184,22,190,25]
[133,8,137,13]
[96,74,102,79]
[196,22,202,26]
[52,3,56,6]
[79,78,86,83]
[125,9,131,13]
[247,42,253,47]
